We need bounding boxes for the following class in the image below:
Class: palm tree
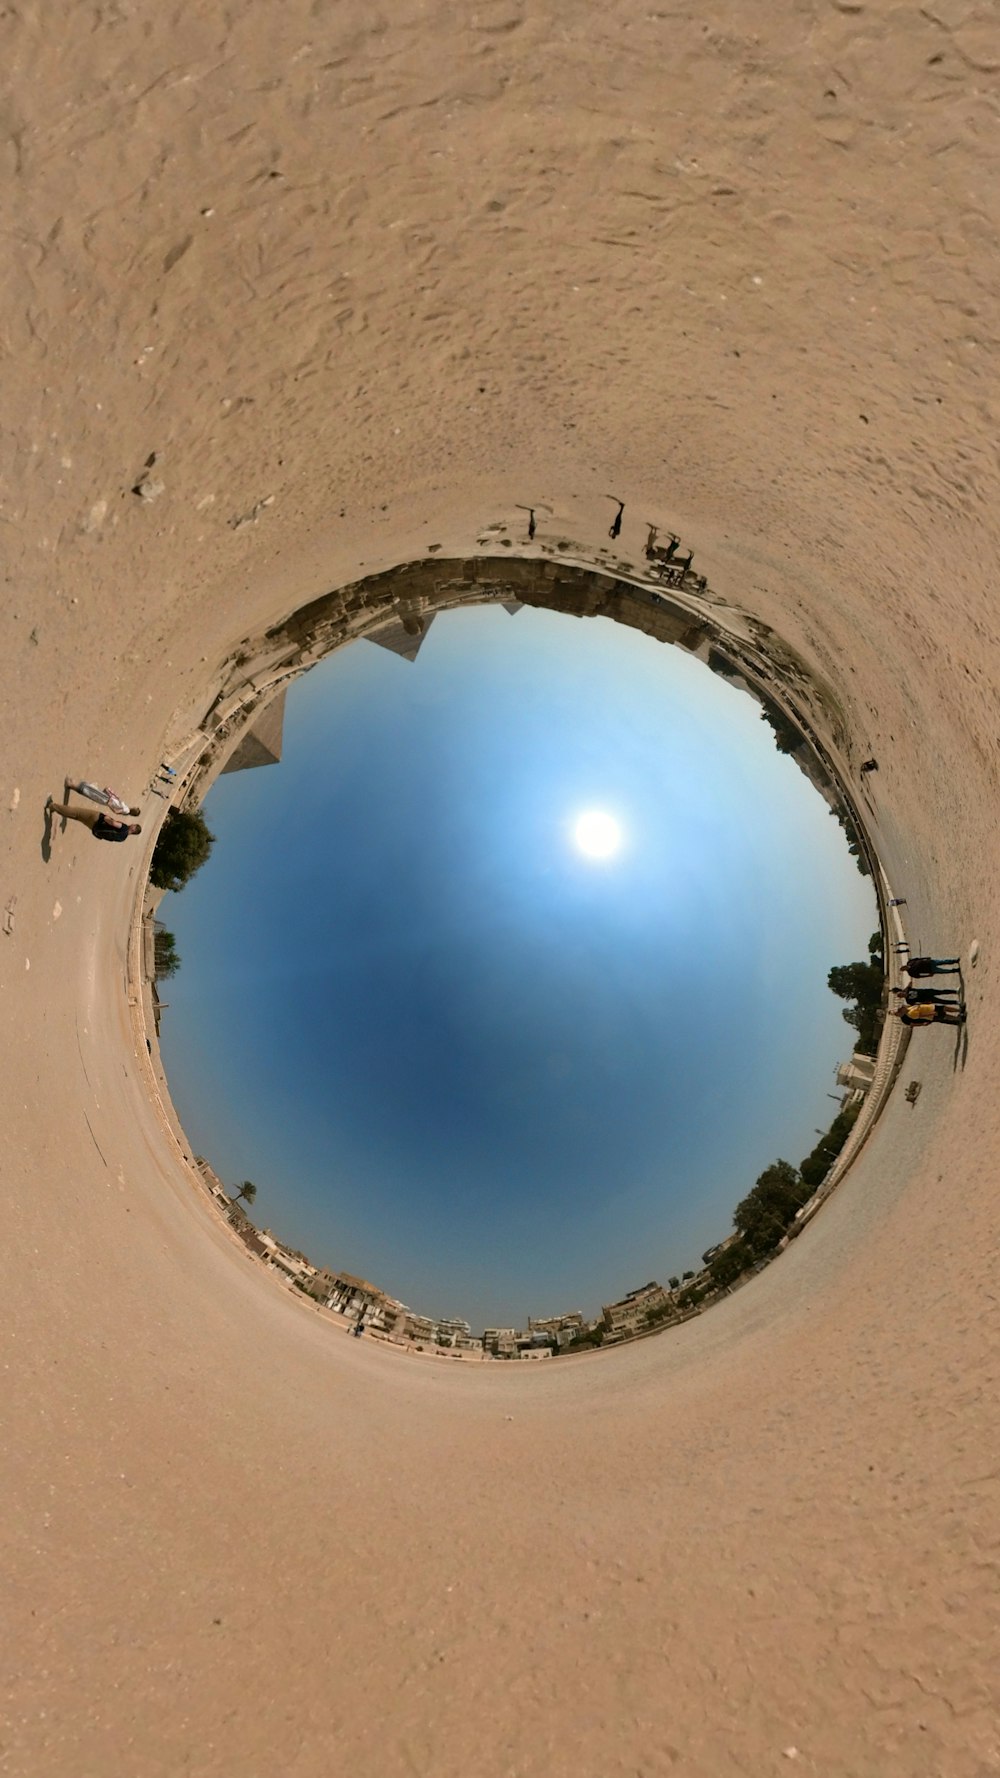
[232,1180,257,1208]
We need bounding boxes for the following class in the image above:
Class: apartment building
[601,1280,673,1342]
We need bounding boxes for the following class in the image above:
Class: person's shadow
[952,969,969,1070]
[952,1022,970,1072]
[40,797,67,863]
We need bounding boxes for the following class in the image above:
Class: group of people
[47,780,142,844]
[47,764,176,845]
[890,954,966,1027]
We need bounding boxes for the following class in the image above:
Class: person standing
[892,1002,964,1027]
[904,955,961,977]
[892,986,961,1006]
[47,801,141,843]
[930,1002,966,1025]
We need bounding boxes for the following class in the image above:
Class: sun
[574,809,622,860]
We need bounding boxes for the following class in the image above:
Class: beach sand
[2,2,999,1773]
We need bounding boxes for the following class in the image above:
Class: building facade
[601,1281,673,1342]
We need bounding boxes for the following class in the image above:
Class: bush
[150,807,216,892]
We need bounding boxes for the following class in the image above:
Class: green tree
[828,962,883,1005]
[668,1276,680,1290]
[150,806,216,892]
[799,1103,861,1187]
[561,1325,605,1352]
[153,928,181,979]
[709,1241,751,1290]
[831,805,871,876]
[759,697,805,754]
[828,956,885,1056]
[232,1180,257,1208]
[676,1284,707,1310]
[734,1160,805,1256]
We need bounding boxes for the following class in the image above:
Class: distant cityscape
[196,1152,722,1357]
[192,1043,875,1362]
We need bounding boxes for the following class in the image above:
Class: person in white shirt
[68,779,140,818]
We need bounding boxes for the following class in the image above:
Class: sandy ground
[2,2,999,1774]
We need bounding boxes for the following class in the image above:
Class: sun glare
[574,809,622,860]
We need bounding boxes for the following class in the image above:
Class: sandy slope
[2,1,999,1773]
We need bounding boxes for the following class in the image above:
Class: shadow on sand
[950,969,969,1071]
[952,1022,969,1072]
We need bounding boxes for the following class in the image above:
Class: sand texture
[2,1,999,1773]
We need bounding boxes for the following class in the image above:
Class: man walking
[47,800,141,843]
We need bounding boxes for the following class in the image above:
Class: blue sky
[160,603,876,1328]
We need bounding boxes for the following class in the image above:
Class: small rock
[132,477,165,503]
[783,1749,799,1761]
[229,495,275,530]
[9,788,20,811]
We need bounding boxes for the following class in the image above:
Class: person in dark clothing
[905,955,961,976]
[48,801,141,842]
[891,986,961,1006]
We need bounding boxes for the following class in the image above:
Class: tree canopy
[734,1159,806,1257]
[830,803,871,876]
[709,1241,751,1289]
[153,928,182,978]
[799,1102,860,1188]
[827,950,885,1056]
[150,806,216,892]
[758,697,805,755]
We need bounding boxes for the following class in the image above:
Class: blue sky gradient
[161,604,876,1327]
